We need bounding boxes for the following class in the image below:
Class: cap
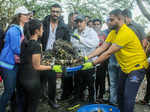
[75,14,85,22]
[122,9,132,18]
[14,6,30,15]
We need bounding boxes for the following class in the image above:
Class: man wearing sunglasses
[40,3,70,109]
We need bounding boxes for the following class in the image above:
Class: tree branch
[136,0,150,21]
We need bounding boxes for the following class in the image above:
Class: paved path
[135,104,150,112]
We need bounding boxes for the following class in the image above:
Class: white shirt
[71,26,99,61]
[46,24,57,50]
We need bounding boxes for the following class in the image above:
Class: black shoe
[48,100,60,109]
[59,96,69,101]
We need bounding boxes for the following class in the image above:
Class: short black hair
[51,3,61,10]
[85,15,91,19]
[93,18,102,24]
[122,9,132,18]
[68,12,74,18]
[87,20,93,24]
[69,11,79,18]
[24,19,42,40]
[109,9,123,17]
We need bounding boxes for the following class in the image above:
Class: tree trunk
[136,0,150,21]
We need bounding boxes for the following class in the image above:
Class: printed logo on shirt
[129,75,140,83]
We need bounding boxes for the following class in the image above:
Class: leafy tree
[0,0,57,29]
[136,0,150,21]
[64,0,135,23]
[0,0,149,30]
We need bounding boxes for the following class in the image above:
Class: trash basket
[77,104,120,112]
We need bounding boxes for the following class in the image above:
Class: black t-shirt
[20,40,41,66]
[128,21,146,41]
[19,40,42,84]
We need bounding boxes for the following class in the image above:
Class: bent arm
[32,54,52,71]
[92,44,121,65]
[88,42,110,59]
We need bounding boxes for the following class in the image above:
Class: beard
[51,16,59,22]
[109,24,118,30]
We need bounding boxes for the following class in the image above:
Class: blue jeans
[108,55,120,104]
[0,65,18,112]
[118,69,145,112]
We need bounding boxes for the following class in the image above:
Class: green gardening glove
[52,65,62,73]
[82,62,93,70]
[77,56,89,63]
[72,33,80,40]
[84,56,88,62]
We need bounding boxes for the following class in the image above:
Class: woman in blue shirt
[0,6,30,112]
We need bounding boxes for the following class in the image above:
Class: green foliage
[0,0,149,30]
[135,15,149,28]
[0,0,57,29]
[64,0,135,23]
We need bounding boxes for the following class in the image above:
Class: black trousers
[73,68,96,103]
[18,75,41,112]
[61,73,74,98]
[17,70,56,112]
[144,67,150,102]
[95,63,107,99]
[40,70,56,102]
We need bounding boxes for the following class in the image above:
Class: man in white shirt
[71,14,99,104]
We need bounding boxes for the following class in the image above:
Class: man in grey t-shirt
[122,9,147,48]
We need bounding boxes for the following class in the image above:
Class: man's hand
[82,62,93,70]
[52,65,62,73]
[75,56,89,63]
[72,33,80,40]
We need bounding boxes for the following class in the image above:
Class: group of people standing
[0,3,149,112]
[0,4,64,112]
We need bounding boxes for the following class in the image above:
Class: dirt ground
[0,76,150,112]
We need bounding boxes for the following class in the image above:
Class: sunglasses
[51,10,61,13]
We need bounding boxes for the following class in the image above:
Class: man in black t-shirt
[122,9,147,48]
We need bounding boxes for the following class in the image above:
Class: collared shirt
[46,24,57,50]
[71,26,99,61]
[105,24,148,73]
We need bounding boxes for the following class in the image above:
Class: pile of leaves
[41,39,83,67]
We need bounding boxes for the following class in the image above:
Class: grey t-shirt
[128,21,146,41]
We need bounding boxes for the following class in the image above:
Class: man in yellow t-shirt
[105,24,148,73]
[82,9,148,112]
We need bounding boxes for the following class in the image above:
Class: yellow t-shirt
[105,24,148,73]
